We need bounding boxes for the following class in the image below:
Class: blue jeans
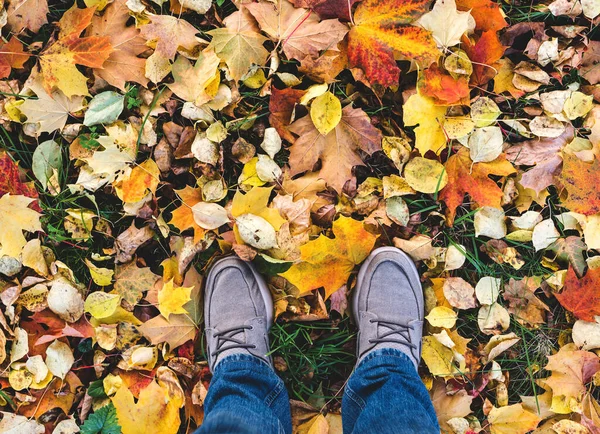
[196,348,439,434]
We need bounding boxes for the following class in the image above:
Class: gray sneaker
[353,246,424,369]
[204,256,273,371]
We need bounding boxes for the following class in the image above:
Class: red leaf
[556,267,600,322]
[463,31,505,86]
[0,151,40,210]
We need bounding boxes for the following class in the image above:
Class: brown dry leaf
[288,105,382,192]
[114,222,155,263]
[86,0,149,90]
[442,277,477,310]
[6,0,49,33]
[430,379,473,432]
[502,277,549,327]
[140,14,201,60]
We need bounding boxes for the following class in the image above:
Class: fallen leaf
[140,13,200,60]
[6,0,49,33]
[39,5,113,97]
[288,105,382,192]
[158,279,192,320]
[111,379,183,434]
[487,403,541,434]
[347,0,439,87]
[439,148,515,225]
[246,0,348,62]
[167,49,220,107]
[138,313,197,349]
[114,261,159,307]
[280,216,377,299]
[455,0,507,32]
[0,37,29,80]
[208,8,269,81]
[443,277,477,309]
[417,0,474,48]
[0,194,42,258]
[556,266,600,322]
[86,0,149,90]
[403,93,447,155]
[560,153,600,216]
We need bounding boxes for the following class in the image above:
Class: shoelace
[368,319,418,349]
[212,325,256,361]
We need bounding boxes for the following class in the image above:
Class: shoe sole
[204,256,274,329]
[352,246,423,322]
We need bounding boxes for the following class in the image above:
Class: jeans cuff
[356,347,416,371]
[213,353,273,373]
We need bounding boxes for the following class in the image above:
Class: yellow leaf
[403,157,448,193]
[280,216,377,299]
[21,239,49,276]
[85,259,114,286]
[487,403,541,434]
[158,279,192,320]
[0,194,42,258]
[425,306,457,328]
[310,91,342,136]
[85,291,121,319]
[421,335,457,377]
[239,157,267,187]
[115,159,160,203]
[111,380,182,434]
[231,186,286,230]
[403,93,447,155]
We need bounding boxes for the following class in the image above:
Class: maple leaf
[544,344,600,413]
[21,74,85,134]
[487,404,541,434]
[138,313,197,348]
[140,14,200,60]
[0,37,29,80]
[167,49,220,107]
[169,185,207,243]
[0,194,42,258]
[269,86,306,142]
[559,153,600,215]
[158,279,193,320]
[347,0,439,87]
[417,0,474,48]
[288,105,383,192]
[86,0,149,91]
[439,147,515,225]
[555,266,600,322]
[455,0,507,32]
[113,261,159,307]
[6,0,49,33]
[208,8,269,81]
[39,5,113,98]
[430,380,473,433]
[419,63,470,105]
[115,159,160,204]
[0,152,39,207]
[505,125,574,194]
[463,30,505,86]
[111,379,182,434]
[280,216,377,299]
[246,0,348,62]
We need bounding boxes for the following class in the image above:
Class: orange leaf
[559,153,600,216]
[463,30,505,86]
[288,105,382,192]
[0,37,29,79]
[86,0,149,90]
[169,185,206,243]
[419,63,470,105]
[440,147,515,225]
[116,159,160,204]
[556,267,600,322]
[280,215,377,299]
[347,0,439,87]
[39,5,113,97]
[455,0,507,32]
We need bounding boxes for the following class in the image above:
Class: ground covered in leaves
[0,0,599,432]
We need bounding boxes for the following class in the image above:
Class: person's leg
[342,247,439,434]
[197,256,292,434]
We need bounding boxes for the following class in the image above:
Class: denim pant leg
[196,354,292,434]
[342,348,439,434]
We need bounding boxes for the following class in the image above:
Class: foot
[204,256,273,371]
[353,246,424,369]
